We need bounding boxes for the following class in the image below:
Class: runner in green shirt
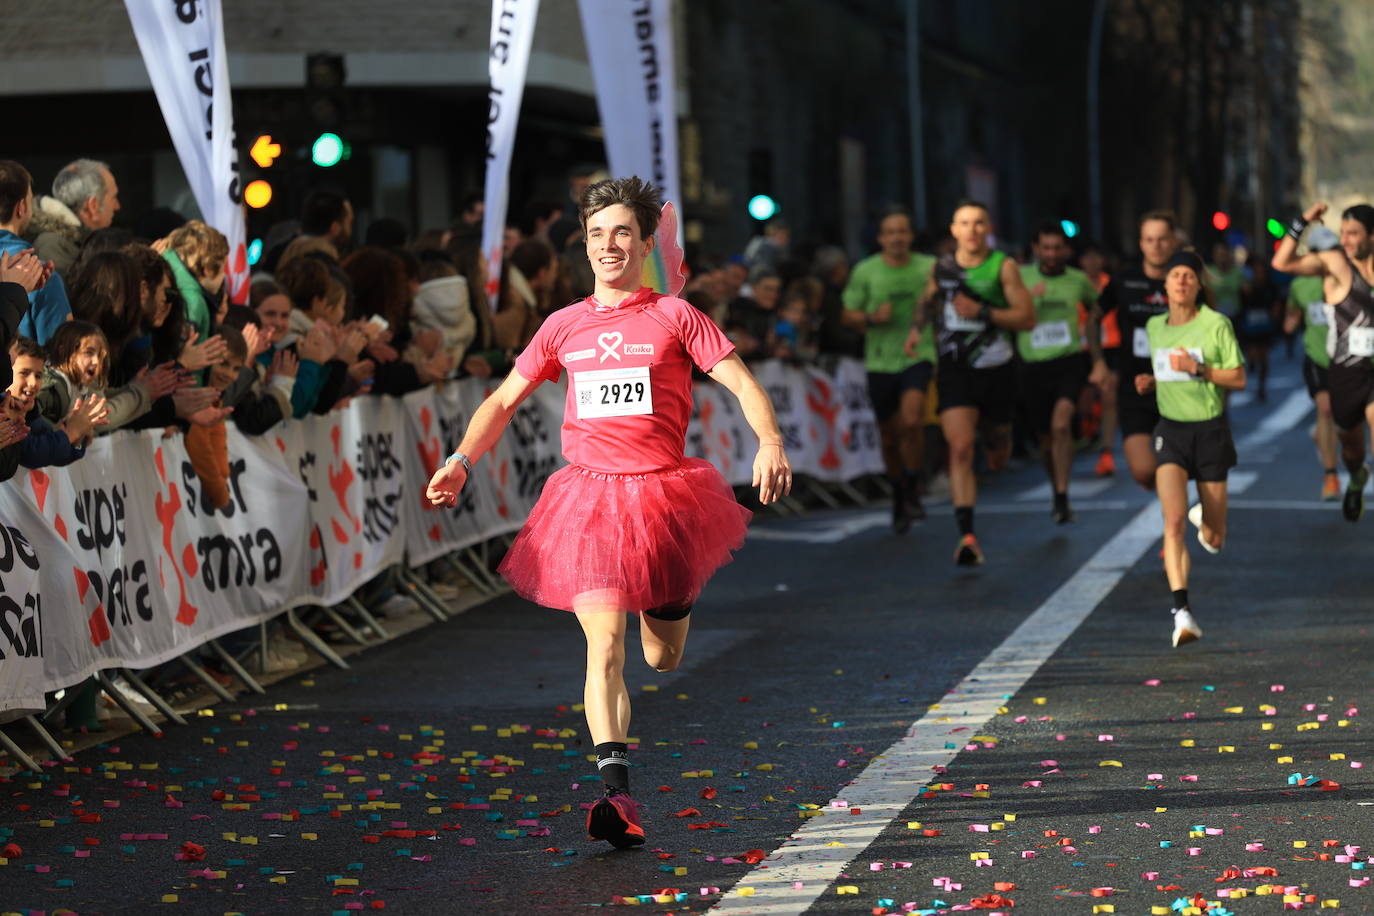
[1017,222,1109,524]
[842,207,935,531]
[1134,250,1246,649]
[1206,241,1246,319]
[1282,240,1340,500]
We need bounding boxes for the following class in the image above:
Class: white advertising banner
[480,0,542,307]
[401,379,566,567]
[577,0,681,209]
[125,0,249,302]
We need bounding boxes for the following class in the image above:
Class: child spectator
[161,219,228,344]
[184,326,245,510]
[407,256,475,370]
[2,336,106,474]
[217,306,298,435]
[773,288,811,360]
[36,320,176,432]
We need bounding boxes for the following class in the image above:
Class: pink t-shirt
[515,287,735,473]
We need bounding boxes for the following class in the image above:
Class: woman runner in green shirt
[1134,251,1246,647]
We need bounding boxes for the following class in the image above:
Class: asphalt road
[2,349,1372,915]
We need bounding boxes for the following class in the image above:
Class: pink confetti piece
[1021,781,1042,788]
[1088,826,1102,834]
[1187,847,1202,856]
[1142,871,1159,880]
[1147,773,1163,780]
[1271,684,1284,692]
[1144,679,1161,686]
[1179,775,1198,782]
[1021,851,1036,858]
[1039,760,1058,767]
[1097,734,1114,742]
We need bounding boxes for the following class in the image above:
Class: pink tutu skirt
[498,458,752,613]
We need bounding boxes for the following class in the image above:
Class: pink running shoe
[586,789,645,849]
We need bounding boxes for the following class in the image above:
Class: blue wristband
[447,451,471,472]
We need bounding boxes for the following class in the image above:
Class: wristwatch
[447,451,472,472]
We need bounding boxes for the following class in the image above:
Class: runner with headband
[426,177,791,850]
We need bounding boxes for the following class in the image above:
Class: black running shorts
[1019,352,1090,435]
[1152,416,1236,482]
[866,361,934,424]
[1328,363,1374,430]
[1117,375,1161,438]
[1302,356,1329,398]
[936,359,1016,424]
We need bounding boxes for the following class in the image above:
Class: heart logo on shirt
[598,331,623,363]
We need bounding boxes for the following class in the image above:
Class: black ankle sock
[955,506,974,536]
[595,741,629,791]
[1053,490,1069,511]
[1172,589,1189,611]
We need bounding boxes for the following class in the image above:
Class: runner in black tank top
[1273,201,1374,522]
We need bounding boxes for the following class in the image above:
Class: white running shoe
[1187,503,1221,554]
[1171,608,1202,647]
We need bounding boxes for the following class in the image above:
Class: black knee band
[643,602,693,621]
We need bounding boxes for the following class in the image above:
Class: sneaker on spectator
[378,592,420,616]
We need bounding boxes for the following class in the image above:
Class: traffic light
[1266,218,1284,239]
[249,135,281,169]
[244,180,273,209]
[1211,211,1230,232]
[312,133,345,168]
[305,52,347,128]
[748,195,778,221]
[1060,219,1079,239]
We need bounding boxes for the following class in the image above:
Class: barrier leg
[397,568,451,621]
[25,715,68,760]
[443,553,494,596]
[321,605,370,645]
[872,476,895,498]
[344,596,390,641]
[95,671,165,735]
[207,640,267,695]
[0,726,41,772]
[801,477,843,510]
[463,546,505,592]
[41,688,80,725]
[286,608,349,669]
[174,655,236,703]
[259,621,270,681]
[836,479,871,506]
[117,669,187,725]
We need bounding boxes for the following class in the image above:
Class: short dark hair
[877,205,914,231]
[1342,204,1374,235]
[509,239,555,279]
[579,176,661,239]
[220,304,263,333]
[9,335,44,362]
[0,160,33,225]
[249,278,284,309]
[275,257,332,312]
[1033,220,1068,244]
[1139,209,1177,233]
[952,199,990,218]
[218,324,248,363]
[301,190,348,236]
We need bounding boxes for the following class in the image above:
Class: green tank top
[964,250,1009,308]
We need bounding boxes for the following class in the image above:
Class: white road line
[711,506,1165,915]
[1237,388,1310,450]
[747,501,1132,542]
[712,387,1308,915]
[1017,477,1114,502]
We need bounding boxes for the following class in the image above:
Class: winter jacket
[407,275,476,368]
[2,230,71,345]
[25,195,88,277]
[36,366,155,432]
[0,281,30,391]
[18,415,85,469]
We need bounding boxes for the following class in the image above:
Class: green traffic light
[1266,218,1284,239]
[312,133,344,168]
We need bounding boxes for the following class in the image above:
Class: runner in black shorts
[1017,222,1108,523]
[842,207,937,531]
[1097,210,1178,489]
[905,200,1035,565]
[1282,227,1341,501]
[1273,201,1374,522]
[1134,250,1247,648]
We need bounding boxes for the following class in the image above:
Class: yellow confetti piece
[823,841,846,847]
[1099,760,1123,767]
[1224,706,1244,714]
[673,866,687,876]
[1153,908,1173,915]
[239,837,258,846]
[907,821,923,829]
[301,833,317,840]
[1331,753,1346,760]
[737,887,756,897]
[970,851,989,860]
[996,706,1009,714]
[1180,739,1195,747]
[836,886,858,895]
[743,741,758,750]
[1155,807,1168,813]
[1297,722,1320,731]
[1322,901,1341,909]
[1293,840,1307,848]
[1218,746,1235,753]
[161,894,179,903]
[333,878,359,886]
[269,875,287,884]
[1277,756,1293,764]
[970,735,997,744]
[470,725,487,732]
[1269,744,1283,749]
[1093,906,1115,914]
[1033,697,1047,705]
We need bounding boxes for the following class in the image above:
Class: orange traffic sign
[250,134,282,168]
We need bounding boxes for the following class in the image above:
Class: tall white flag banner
[481,0,541,308]
[125,0,249,303]
[577,0,680,210]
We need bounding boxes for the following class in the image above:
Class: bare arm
[1273,202,1346,281]
[991,257,1036,330]
[904,273,940,357]
[707,352,792,504]
[425,368,543,506]
[1085,301,1108,386]
[1202,365,1247,391]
